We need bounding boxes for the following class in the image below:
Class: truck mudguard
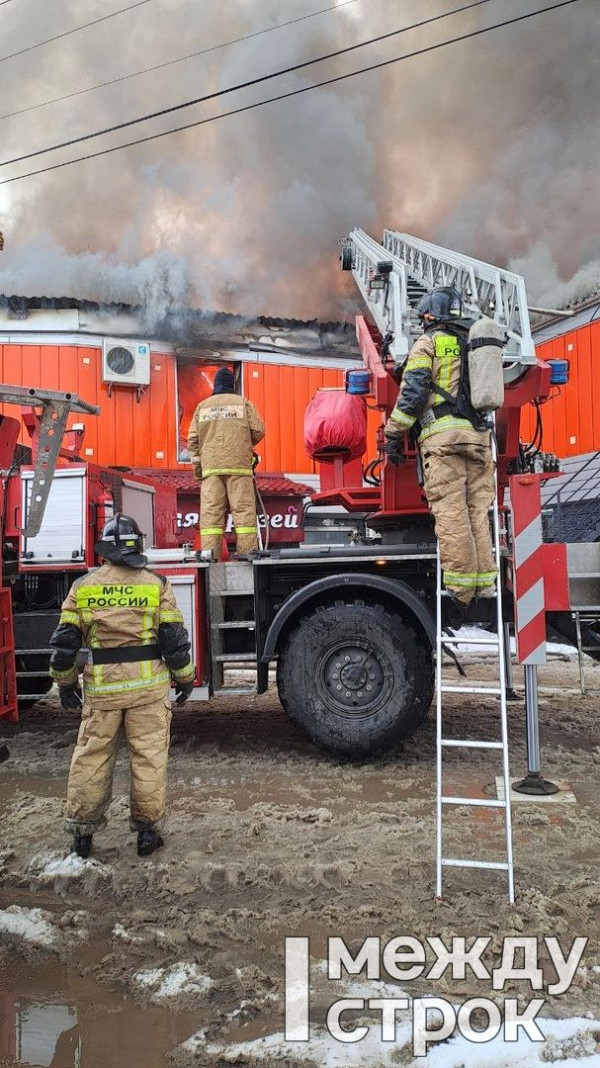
[260,572,435,662]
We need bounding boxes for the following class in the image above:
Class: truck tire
[277,600,433,757]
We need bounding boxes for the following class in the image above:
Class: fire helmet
[417,287,463,323]
[95,513,147,568]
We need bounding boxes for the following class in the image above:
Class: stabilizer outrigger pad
[512,771,560,796]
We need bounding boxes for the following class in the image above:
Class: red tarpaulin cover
[304,390,367,463]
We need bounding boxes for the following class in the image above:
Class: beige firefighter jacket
[384,330,489,447]
[50,561,194,710]
[187,392,265,479]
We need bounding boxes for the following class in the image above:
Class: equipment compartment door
[20,467,86,567]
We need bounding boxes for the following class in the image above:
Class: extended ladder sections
[341,228,535,369]
[435,438,515,903]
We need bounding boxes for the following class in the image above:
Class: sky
[0,0,598,322]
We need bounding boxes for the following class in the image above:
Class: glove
[59,683,83,710]
[175,680,195,706]
[251,452,260,470]
[383,439,405,466]
[193,463,202,481]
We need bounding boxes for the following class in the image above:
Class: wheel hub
[320,643,386,712]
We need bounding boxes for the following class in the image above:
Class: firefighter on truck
[188,366,265,560]
[384,286,502,615]
[49,514,195,859]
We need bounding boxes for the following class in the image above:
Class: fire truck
[1,230,599,758]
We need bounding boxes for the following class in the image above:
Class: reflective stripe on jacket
[187,392,265,479]
[384,330,476,443]
[49,561,194,710]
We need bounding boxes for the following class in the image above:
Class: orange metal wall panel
[0,343,178,469]
[526,321,600,458]
[279,365,298,472]
[244,362,358,473]
[576,327,594,454]
[1,340,392,476]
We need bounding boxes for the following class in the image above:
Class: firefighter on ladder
[384,286,497,611]
[188,366,265,560]
[49,514,195,858]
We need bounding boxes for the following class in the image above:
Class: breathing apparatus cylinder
[467,316,505,411]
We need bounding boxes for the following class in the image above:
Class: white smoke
[510,245,600,311]
[0,0,597,318]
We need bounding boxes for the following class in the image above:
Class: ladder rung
[213,653,257,662]
[442,636,499,646]
[441,859,509,871]
[441,797,506,808]
[213,687,257,696]
[441,685,502,695]
[441,739,503,750]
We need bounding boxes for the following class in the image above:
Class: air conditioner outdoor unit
[102,338,151,386]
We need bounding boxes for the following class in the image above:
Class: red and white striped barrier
[509,474,547,665]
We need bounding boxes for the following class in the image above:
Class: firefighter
[384,287,497,608]
[49,514,195,858]
[187,366,265,560]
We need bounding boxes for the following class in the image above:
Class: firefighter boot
[137,828,164,857]
[447,597,468,628]
[73,833,93,858]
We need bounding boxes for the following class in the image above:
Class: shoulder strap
[145,567,167,586]
[430,383,455,404]
[470,336,504,350]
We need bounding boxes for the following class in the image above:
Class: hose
[363,457,382,486]
[254,479,270,552]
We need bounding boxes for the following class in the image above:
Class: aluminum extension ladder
[435,441,515,903]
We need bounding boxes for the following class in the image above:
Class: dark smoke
[0,0,597,320]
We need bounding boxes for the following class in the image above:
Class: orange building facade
[3,306,598,478]
[522,316,600,459]
[0,318,370,479]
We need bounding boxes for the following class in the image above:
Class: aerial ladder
[341,229,548,901]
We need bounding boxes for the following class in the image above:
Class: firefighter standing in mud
[49,515,195,858]
[384,286,497,611]
[188,366,265,560]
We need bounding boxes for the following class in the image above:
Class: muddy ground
[0,653,599,1066]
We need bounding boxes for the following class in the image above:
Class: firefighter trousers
[200,473,258,560]
[421,439,497,605]
[65,696,172,835]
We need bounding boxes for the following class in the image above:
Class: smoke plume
[0,0,598,322]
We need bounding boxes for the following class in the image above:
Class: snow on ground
[184,966,600,1066]
[184,1013,600,1067]
[0,906,58,948]
[26,845,112,888]
[451,627,577,658]
[28,851,111,881]
[112,922,143,944]
[134,962,214,1001]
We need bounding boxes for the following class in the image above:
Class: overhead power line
[2,0,496,166]
[0,0,361,122]
[0,0,583,186]
[0,0,153,65]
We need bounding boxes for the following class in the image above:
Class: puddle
[0,778,64,807]
[0,958,201,1068]
[168,773,427,813]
